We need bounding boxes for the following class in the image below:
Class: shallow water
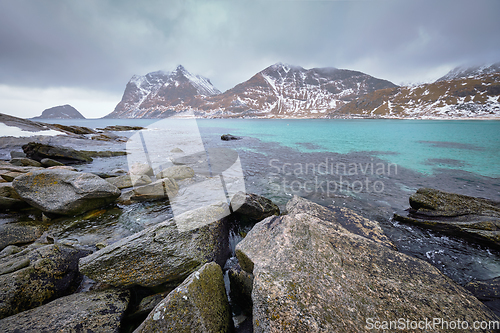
[2,118,500,285]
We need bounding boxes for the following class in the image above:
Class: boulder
[235,196,499,332]
[106,174,152,189]
[50,123,96,135]
[0,243,90,318]
[130,178,178,201]
[40,158,64,167]
[129,163,154,177]
[0,172,24,182]
[221,134,241,141]
[0,223,45,250]
[157,165,195,180]
[9,158,42,167]
[9,151,26,159]
[134,262,232,333]
[0,197,28,210]
[79,202,231,288]
[228,261,254,316]
[0,183,21,199]
[231,191,280,222]
[466,277,500,317]
[394,188,500,248]
[12,169,121,215]
[287,195,395,249]
[97,125,144,131]
[409,188,500,217]
[0,289,129,332]
[22,142,93,164]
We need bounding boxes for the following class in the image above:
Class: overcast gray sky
[1,0,499,118]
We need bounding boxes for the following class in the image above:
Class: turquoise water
[45,118,500,177]
[196,119,500,178]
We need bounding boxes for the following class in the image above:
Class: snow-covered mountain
[436,62,500,82]
[336,65,500,119]
[105,65,221,118]
[198,63,397,118]
[105,63,397,118]
[32,104,85,119]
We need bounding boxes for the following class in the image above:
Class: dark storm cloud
[0,0,499,95]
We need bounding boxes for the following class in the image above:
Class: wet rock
[0,243,91,318]
[22,142,93,164]
[221,134,241,141]
[466,277,500,317]
[10,151,26,159]
[128,291,172,319]
[91,131,126,142]
[0,289,129,332]
[47,165,78,171]
[12,169,121,215]
[130,178,178,201]
[235,196,499,332]
[0,172,24,182]
[79,202,231,288]
[231,191,280,222]
[134,262,232,333]
[50,123,96,135]
[129,163,154,177]
[9,158,42,167]
[409,187,500,217]
[157,165,195,180]
[286,195,395,248]
[0,183,21,199]
[0,197,28,210]
[106,174,152,189]
[0,223,45,250]
[97,125,145,131]
[394,188,500,248]
[40,158,64,167]
[228,261,254,316]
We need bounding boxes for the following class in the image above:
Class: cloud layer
[1,0,499,117]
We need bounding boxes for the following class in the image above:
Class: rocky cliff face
[105,65,220,118]
[105,63,397,119]
[32,105,85,119]
[199,63,397,118]
[335,64,500,119]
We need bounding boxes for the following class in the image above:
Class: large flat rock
[79,202,231,288]
[235,196,499,332]
[12,169,121,215]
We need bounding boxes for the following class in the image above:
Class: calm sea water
[34,118,500,284]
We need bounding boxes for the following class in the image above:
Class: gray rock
[129,163,154,177]
[0,172,24,182]
[106,174,152,189]
[12,169,121,215]
[235,196,499,332]
[40,158,65,167]
[394,188,500,248]
[221,134,241,141]
[22,142,93,164]
[134,262,232,333]
[0,183,21,199]
[79,202,231,288]
[128,291,172,319]
[0,243,90,319]
[10,151,26,159]
[0,223,45,250]
[131,178,178,201]
[0,245,21,258]
[9,158,42,167]
[231,191,280,222]
[0,289,129,332]
[157,165,195,180]
[286,195,395,249]
[466,277,500,317]
[228,262,253,316]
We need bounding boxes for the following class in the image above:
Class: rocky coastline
[0,131,500,331]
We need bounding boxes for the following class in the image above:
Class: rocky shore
[0,136,500,332]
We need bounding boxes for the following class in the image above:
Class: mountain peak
[437,62,500,82]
